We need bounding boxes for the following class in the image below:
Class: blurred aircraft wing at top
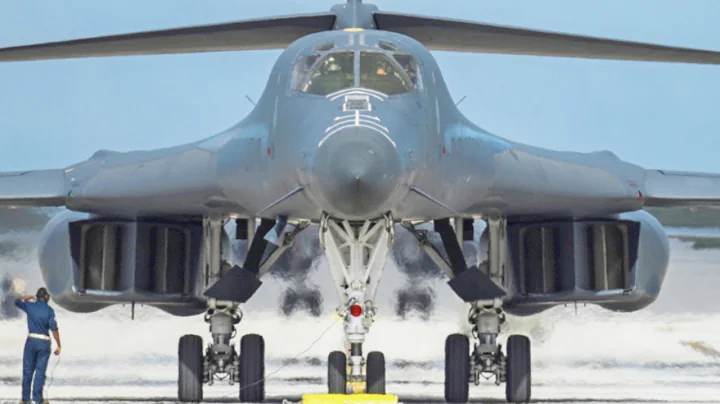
[0,170,66,207]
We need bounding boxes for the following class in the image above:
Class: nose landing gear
[319,212,393,395]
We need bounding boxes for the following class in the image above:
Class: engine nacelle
[391,212,669,317]
[37,210,229,316]
[503,209,669,315]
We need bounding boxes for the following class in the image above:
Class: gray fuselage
[62,29,647,222]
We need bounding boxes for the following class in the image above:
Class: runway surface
[1,227,720,403]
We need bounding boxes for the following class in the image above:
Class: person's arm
[52,329,61,355]
[13,295,34,311]
[49,309,61,355]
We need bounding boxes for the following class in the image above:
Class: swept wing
[0,13,336,62]
[374,12,720,64]
[0,170,66,207]
[644,169,720,208]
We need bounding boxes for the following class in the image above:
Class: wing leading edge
[374,12,720,64]
[0,170,66,207]
[0,13,336,62]
[644,169,720,208]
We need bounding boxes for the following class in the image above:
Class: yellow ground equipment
[299,393,400,404]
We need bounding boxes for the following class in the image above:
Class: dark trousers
[22,337,50,402]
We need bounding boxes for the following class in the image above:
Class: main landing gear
[444,301,530,403]
[178,217,294,403]
[178,300,265,402]
[405,216,531,403]
[319,213,393,395]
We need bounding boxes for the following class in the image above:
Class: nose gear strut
[320,212,393,394]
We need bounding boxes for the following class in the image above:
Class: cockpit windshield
[292,52,354,96]
[359,52,415,95]
[291,50,422,96]
[392,54,421,89]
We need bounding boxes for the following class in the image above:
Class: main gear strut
[203,299,242,385]
[441,216,531,403]
[468,300,507,386]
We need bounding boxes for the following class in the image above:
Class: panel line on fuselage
[327,88,388,101]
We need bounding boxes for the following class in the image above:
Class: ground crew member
[15,287,61,404]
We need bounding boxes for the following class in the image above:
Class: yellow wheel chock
[300,393,399,404]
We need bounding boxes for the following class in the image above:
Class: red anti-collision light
[350,304,363,317]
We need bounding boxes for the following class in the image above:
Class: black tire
[366,351,386,394]
[506,335,531,403]
[444,334,470,403]
[328,350,347,394]
[239,334,265,402]
[178,334,203,402]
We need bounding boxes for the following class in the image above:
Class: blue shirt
[14,299,58,336]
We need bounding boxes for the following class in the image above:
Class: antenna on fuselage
[455,95,467,107]
[245,94,256,106]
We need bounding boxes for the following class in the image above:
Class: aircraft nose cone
[312,127,401,218]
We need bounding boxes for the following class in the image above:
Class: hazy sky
[1,0,719,173]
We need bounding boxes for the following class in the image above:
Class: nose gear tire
[366,351,386,394]
[328,350,348,394]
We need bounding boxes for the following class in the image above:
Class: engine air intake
[69,219,203,296]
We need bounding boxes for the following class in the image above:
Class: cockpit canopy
[290,49,422,96]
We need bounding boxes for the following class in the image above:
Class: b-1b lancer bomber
[2,1,720,402]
